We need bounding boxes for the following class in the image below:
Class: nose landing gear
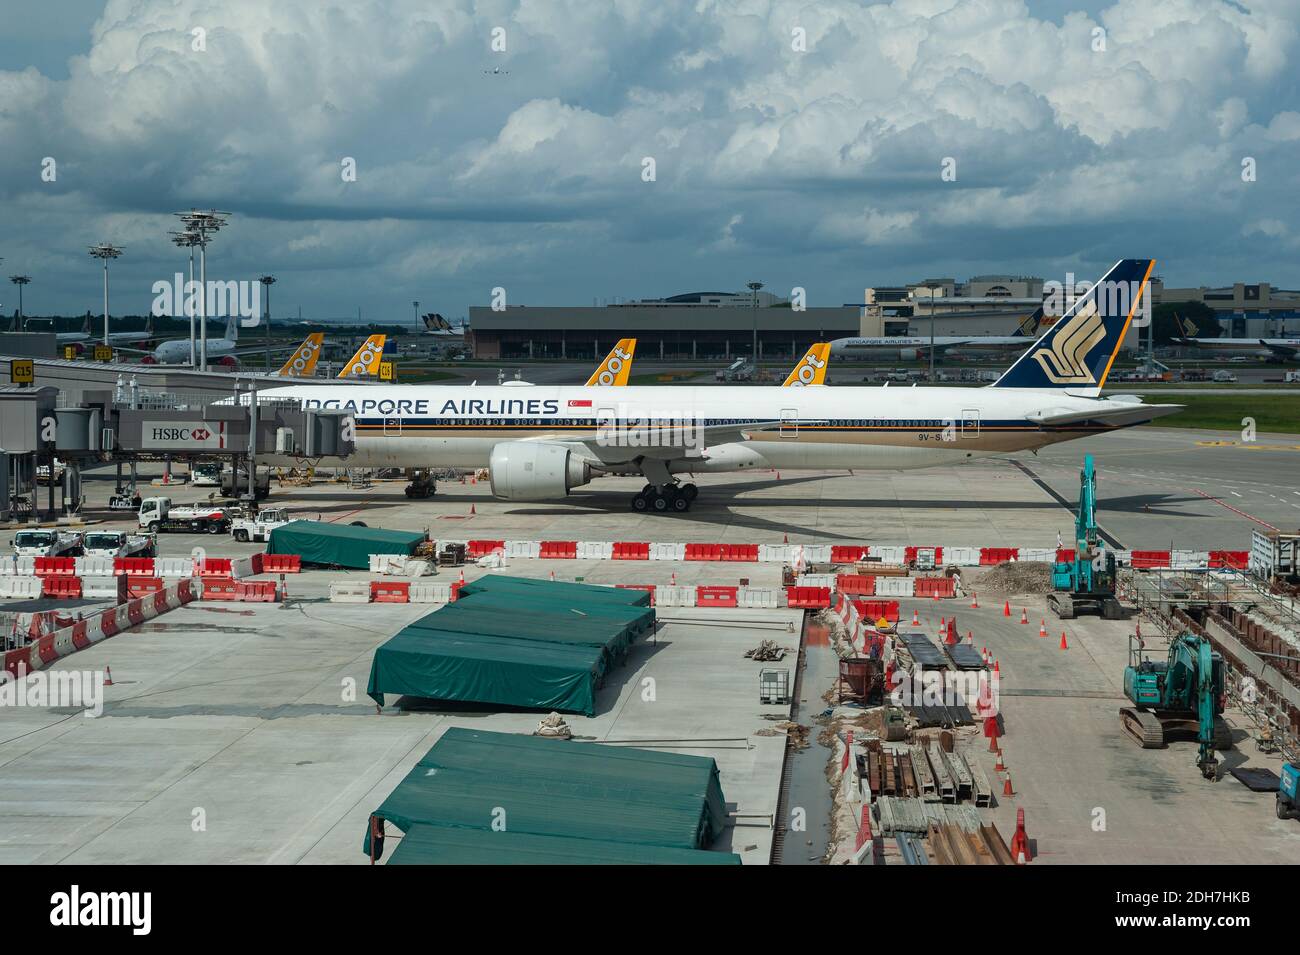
[631,482,698,512]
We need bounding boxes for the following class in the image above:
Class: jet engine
[488,442,591,500]
[898,348,923,361]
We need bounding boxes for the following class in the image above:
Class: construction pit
[2,428,1299,866]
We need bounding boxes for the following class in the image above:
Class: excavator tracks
[1119,707,1165,748]
[1213,718,1233,751]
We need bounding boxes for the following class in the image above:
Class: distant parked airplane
[1173,314,1299,362]
[829,307,1048,360]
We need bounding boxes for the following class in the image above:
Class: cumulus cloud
[0,0,1297,320]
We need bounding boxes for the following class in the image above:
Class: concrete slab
[0,596,795,865]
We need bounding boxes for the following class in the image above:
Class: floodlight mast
[171,230,202,366]
[88,244,123,347]
[173,210,230,371]
[9,276,31,332]
[259,275,276,370]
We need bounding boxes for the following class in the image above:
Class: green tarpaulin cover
[367,625,606,714]
[266,520,424,569]
[366,578,655,715]
[388,823,740,865]
[421,594,653,663]
[366,728,737,864]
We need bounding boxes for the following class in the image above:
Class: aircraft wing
[1261,340,1299,360]
[528,419,793,464]
[1026,402,1183,428]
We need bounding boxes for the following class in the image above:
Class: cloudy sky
[0,0,1297,324]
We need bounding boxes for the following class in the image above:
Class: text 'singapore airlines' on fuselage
[264,260,1177,511]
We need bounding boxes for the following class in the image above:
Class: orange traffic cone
[1060,631,1069,650]
[966,630,974,645]
[993,659,1000,675]
[1038,619,1048,637]
[911,609,920,627]
[1003,774,1015,796]
[994,751,1006,773]
[939,616,946,634]
[549,570,555,582]
[970,592,979,609]
[1019,608,1028,624]
[469,504,476,515]
[104,666,114,686]
[1003,600,1011,617]
[1009,808,1031,863]
[783,533,789,544]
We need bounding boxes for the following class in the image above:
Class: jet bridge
[1,381,354,522]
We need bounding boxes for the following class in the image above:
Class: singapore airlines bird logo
[1031,299,1106,384]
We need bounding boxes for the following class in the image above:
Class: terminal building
[467,296,861,362]
[1156,282,1300,337]
[468,276,1299,361]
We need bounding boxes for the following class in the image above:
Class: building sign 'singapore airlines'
[304,397,562,417]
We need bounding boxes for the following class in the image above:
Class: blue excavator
[1050,454,1123,620]
[1121,632,1233,779]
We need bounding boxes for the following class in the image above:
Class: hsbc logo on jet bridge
[141,421,226,449]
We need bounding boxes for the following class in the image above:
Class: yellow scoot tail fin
[782,342,830,386]
[586,338,636,386]
[277,333,325,376]
[338,334,386,378]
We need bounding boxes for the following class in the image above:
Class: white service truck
[82,530,158,559]
[230,508,296,543]
[11,530,83,558]
[138,497,231,535]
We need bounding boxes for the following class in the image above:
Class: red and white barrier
[2,579,196,679]
[427,539,1246,573]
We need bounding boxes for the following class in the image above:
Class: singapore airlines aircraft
[264,259,1175,512]
[1173,315,1300,362]
[829,307,1048,359]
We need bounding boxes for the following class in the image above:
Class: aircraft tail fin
[586,338,636,386]
[338,334,386,378]
[224,311,238,342]
[782,342,831,386]
[990,258,1155,391]
[1173,312,1201,339]
[1012,306,1047,337]
[278,333,325,377]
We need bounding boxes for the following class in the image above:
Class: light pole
[174,210,230,371]
[170,230,201,366]
[926,285,937,382]
[747,281,764,370]
[88,244,123,347]
[413,300,419,327]
[259,275,276,370]
[9,276,31,332]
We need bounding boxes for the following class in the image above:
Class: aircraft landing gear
[631,482,697,513]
